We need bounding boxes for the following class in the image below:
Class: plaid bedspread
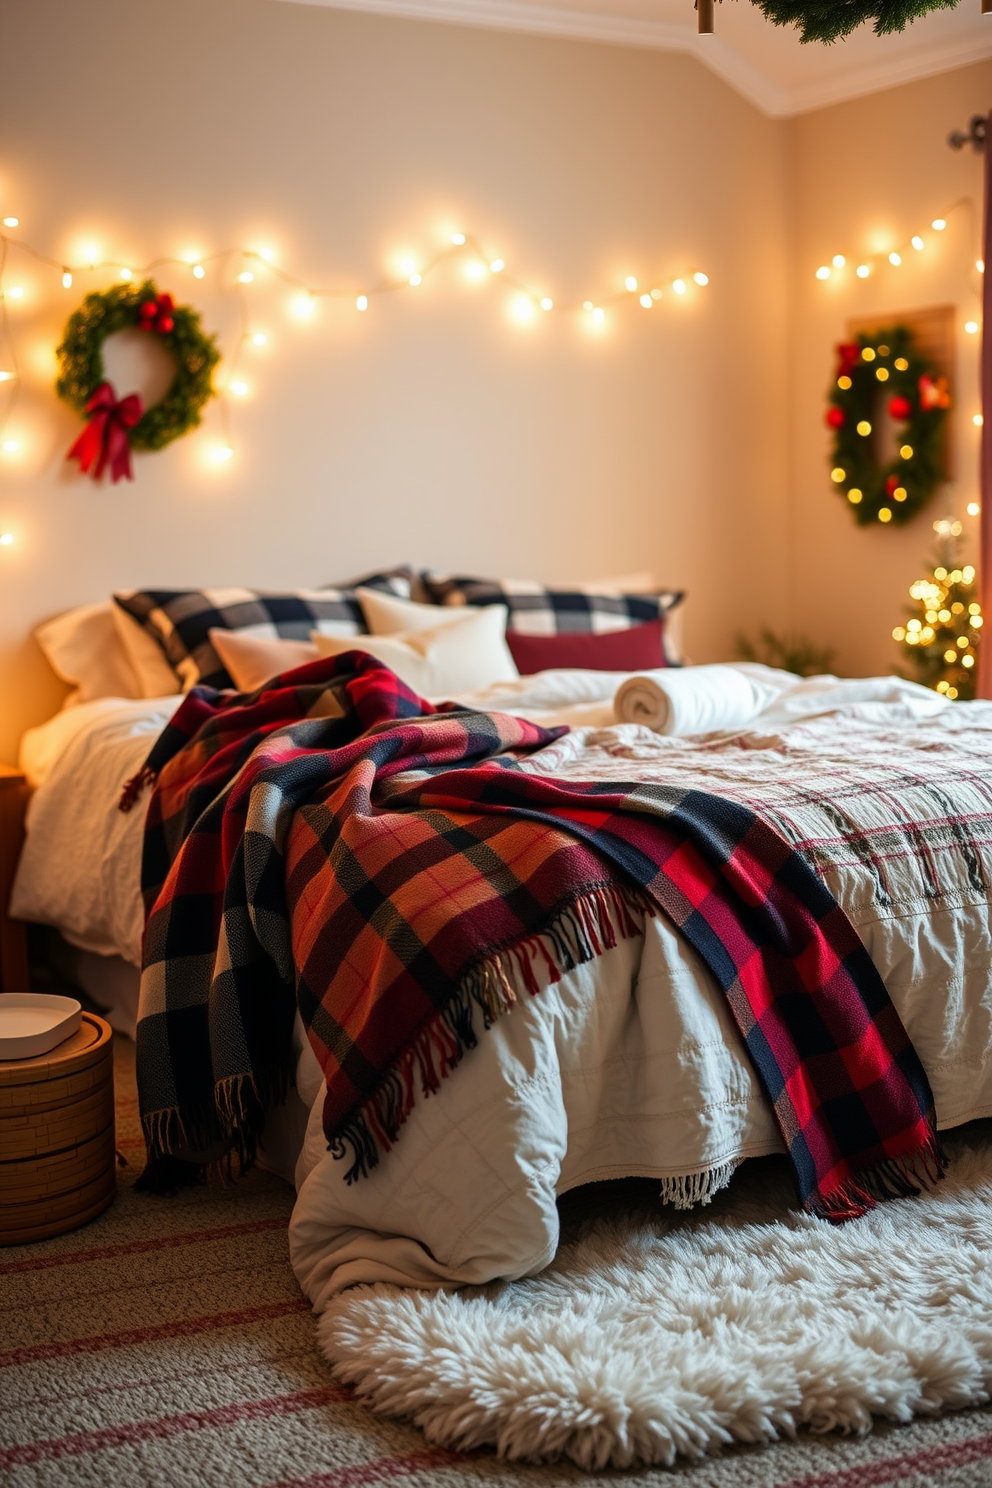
[125,653,944,1221]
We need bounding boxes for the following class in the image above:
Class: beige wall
[0,0,792,761]
[789,61,991,679]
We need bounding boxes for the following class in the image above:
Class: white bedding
[12,669,992,1314]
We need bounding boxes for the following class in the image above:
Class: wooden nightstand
[0,766,30,995]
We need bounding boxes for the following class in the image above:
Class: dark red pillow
[505,619,667,674]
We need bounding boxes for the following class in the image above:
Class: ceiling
[279,0,992,116]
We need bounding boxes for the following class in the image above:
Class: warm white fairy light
[2,217,18,228]
[888,251,902,266]
[230,380,249,396]
[639,293,652,308]
[450,233,466,246]
[408,272,422,286]
[0,532,13,546]
[932,218,946,231]
[978,260,985,274]
[192,264,205,279]
[83,245,98,265]
[912,236,924,250]
[291,292,314,317]
[119,268,132,281]
[816,266,831,280]
[968,502,981,516]
[624,276,637,292]
[831,255,845,268]
[672,279,686,294]
[6,286,23,299]
[2,439,18,452]
[489,259,504,274]
[237,270,254,284]
[856,264,870,278]
[356,294,368,311]
[258,248,274,262]
[511,294,534,320]
[975,414,985,427]
[0,371,15,382]
[251,331,267,346]
[540,297,553,311]
[591,306,605,323]
[965,321,979,335]
[61,270,72,288]
[213,444,234,461]
[693,272,708,286]
[651,288,662,300]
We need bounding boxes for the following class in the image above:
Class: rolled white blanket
[614,665,783,735]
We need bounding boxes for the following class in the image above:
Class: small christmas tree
[892,522,982,701]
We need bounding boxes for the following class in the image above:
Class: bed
[11,661,992,1315]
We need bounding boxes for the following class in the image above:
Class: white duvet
[12,668,992,1313]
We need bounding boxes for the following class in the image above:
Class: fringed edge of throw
[120,763,158,813]
[659,1160,739,1210]
[807,1128,948,1224]
[138,1063,293,1192]
[329,882,650,1184]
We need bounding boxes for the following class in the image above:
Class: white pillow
[35,602,142,704]
[356,587,479,636]
[311,605,517,696]
[209,629,318,693]
[112,603,182,698]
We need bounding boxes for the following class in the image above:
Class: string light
[693,272,709,286]
[540,297,553,311]
[258,248,274,262]
[2,217,17,228]
[237,270,254,283]
[978,260,985,274]
[878,507,892,522]
[815,200,979,286]
[968,502,981,516]
[624,276,637,292]
[0,371,15,383]
[856,264,870,278]
[489,260,504,274]
[2,439,18,452]
[911,236,924,251]
[639,293,652,308]
[831,255,845,268]
[61,270,72,288]
[965,321,979,335]
[650,288,662,300]
[932,218,946,230]
[975,414,985,427]
[192,264,205,279]
[6,286,23,299]
[213,445,234,462]
[857,420,871,435]
[408,272,422,286]
[888,252,902,266]
[291,293,314,317]
[230,380,249,396]
[250,331,267,346]
[672,279,686,294]
[450,233,466,246]
[900,443,914,458]
[356,294,368,311]
[0,532,13,546]
[591,306,605,323]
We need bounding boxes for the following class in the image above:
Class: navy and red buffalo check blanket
[124,652,945,1222]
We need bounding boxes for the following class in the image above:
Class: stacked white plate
[0,993,82,1060]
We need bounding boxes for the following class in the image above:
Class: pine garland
[56,280,219,451]
[752,0,960,45]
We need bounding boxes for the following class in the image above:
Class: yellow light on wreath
[876,367,889,381]
[838,376,852,389]
[831,467,846,482]
[895,357,908,370]
[878,507,892,522]
[893,486,907,501]
[857,420,872,435]
[862,347,876,361]
[900,444,913,458]
[848,489,863,503]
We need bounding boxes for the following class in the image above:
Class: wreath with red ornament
[825,325,950,527]
[56,280,219,483]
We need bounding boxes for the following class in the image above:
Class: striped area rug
[2,1034,991,1487]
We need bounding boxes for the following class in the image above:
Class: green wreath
[826,325,949,528]
[56,279,219,452]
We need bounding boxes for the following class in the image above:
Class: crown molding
[276,0,992,117]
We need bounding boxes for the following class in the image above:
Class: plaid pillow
[114,571,411,691]
[421,574,685,657]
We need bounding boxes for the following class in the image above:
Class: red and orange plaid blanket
[125,653,944,1221]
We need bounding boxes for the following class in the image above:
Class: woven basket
[0,1011,115,1244]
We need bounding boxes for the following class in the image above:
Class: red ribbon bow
[836,341,861,376]
[138,292,175,334]
[67,381,144,483]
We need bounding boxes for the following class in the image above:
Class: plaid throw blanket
[125,653,944,1222]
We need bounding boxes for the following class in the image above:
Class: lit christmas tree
[892,522,982,700]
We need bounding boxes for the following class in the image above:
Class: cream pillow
[112,603,182,697]
[209,629,318,693]
[35,602,142,704]
[311,604,517,696]
[356,587,481,636]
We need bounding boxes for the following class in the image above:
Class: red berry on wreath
[826,406,845,429]
[885,475,899,496]
[888,395,912,420]
[158,316,174,333]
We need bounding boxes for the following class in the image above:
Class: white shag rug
[318,1126,992,1472]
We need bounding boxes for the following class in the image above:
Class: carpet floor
[2,1034,992,1488]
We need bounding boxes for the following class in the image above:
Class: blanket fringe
[139,1064,292,1189]
[120,763,158,813]
[330,883,650,1183]
[659,1160,739,1210]
[807,1129,948,1224]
